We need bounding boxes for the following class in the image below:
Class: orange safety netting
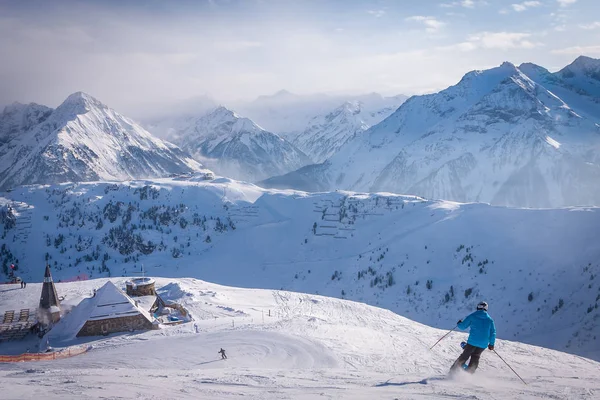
[0,345,90,362]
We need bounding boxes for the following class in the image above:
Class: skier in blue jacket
[449,301,496,374]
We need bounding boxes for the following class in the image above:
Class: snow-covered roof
[49,281,155,340]
[131,295,157,313]
[87,281,154,322]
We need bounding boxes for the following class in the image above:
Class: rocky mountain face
[0,92,206,191]
[261,58,600,208]
[170,106,311,183]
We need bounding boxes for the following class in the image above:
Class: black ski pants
[450,343,485,373]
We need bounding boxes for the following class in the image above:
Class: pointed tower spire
[39,264,61,323]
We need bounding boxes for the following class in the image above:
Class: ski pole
[493,349,527,385]
[429,326,457,350]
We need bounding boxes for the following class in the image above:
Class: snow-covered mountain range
[262,57,600,208]
[231,91,407,140]
[0,92,208,191]
[167,106,311,182]
[1,177,598,361]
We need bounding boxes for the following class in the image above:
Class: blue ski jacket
[458,310,496,349]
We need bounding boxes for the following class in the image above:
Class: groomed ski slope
[1,278,599,399]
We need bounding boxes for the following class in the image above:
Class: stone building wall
[77,314,155,337]
[126,282,156,297]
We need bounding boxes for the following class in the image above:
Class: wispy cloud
[405,16,445,33]
[579,21,600,30]
[511,1,542,12]
[469,32,539,49]
[441,0,480,8]
[557,0,577,7]
[551,45,600,55]
[440,31,541,51]
[367,9,386,18]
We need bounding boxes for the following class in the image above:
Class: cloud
[557,0,577,7]
[405,16,446,33]
[441,0,480,8]
[551,45,600,55]
[469,32,539,49]
[511,1,542,12]
[440,31,541,52]
[579,22,600,30]
[367,9,386,18]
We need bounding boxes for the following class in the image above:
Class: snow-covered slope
[171,106,311,182]
[0,92,207,191]
[1,277,599,399]
[293,97,404,163]
[262,59,600,208]
[1,178,599,361]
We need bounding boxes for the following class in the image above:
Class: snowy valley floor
[1,278,599,399]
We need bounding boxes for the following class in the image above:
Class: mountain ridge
[260,57,600,208]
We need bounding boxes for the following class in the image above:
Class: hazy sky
[0,0,599,118]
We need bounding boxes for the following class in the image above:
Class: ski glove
[488,345,494,350]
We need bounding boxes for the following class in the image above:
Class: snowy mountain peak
[517,62,549,75]
[0,93,206,190]
[459,61,520,88]
[274,89,294,97]
[255,89,298,102]
[0,102,53,144]
[201,105,266,135]
[58,91,106,115]
[339,101,362,115]
[289,95,408,164]
[566,55,600,73]
[170,107,310,182]
[555,56,600,97]
[1,101,51,118]
[3,101,27,114]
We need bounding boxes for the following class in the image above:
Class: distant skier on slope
[218,348,227,359]
[449,301,496,375]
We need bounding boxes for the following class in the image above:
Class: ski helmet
[477,301,488,311]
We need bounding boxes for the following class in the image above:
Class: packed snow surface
[1,277,599,399]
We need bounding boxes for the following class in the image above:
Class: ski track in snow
[1,278,599,399]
